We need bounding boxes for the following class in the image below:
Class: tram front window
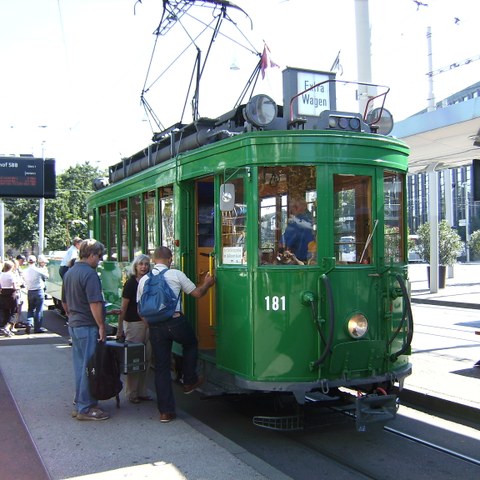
[258,166,317,265]
[221,177,246,265]
[334,174,372,264]
[384,171,405,263]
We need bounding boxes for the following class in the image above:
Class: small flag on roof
[260,43,279,79]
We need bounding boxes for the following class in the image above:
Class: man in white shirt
[59,237,82,279]
[137,246,215,423]
[23,255,49,334]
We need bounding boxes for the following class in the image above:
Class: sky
[1,0,479,173]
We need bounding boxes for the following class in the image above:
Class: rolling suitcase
[105,340,146,374]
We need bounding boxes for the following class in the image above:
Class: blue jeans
[149,315,199,414]
[69,325,99,414]
[27,289,45,332]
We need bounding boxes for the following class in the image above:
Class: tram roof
[391,81,480,174]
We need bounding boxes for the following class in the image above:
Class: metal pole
[427,26,435,112]
[38,140,46,255]
[39,198,45,256]
[427,164,439,292]
[444,169,454,278]
[355,0,373,114]
[466,184,470,262]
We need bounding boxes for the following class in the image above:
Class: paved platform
[0,335,289,480]
[0,264,478,479]
[409,262,480,309]
[405,263,480,418]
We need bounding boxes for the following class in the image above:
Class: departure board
[0,156,55,198]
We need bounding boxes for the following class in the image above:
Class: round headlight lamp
[244,94,277,128]
[347,313,368,339]
[366,107,394,135]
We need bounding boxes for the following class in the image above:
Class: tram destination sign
[0,156,56,198]
[282,67,336,128]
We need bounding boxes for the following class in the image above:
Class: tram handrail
[388,274,414,362]
[209,253,214,327]
[288,79,390,123]
[312,274,335,368]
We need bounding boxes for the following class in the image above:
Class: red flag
[260,44,279,79]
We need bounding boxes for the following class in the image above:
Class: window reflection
[221,177,246,265]
[334,175,372,264]
[258,166,317,265]
[384,171,404,263]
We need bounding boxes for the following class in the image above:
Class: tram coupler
[355,393,398,432]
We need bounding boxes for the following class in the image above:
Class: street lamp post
[38,140,46,255]
[465,184,470,262]
[37,126,48,256]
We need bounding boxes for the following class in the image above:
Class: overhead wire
[140,0,261,132]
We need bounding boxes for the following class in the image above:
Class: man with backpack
[62,239,110,421]
[137,246,215,423]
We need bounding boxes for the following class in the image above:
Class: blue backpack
[138,268,181,324]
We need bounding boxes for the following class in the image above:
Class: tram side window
[258,166,317,265]
[119,199,128,262]
[334,175,372,264]
[144,191,156,256]
[384,171,405,263]
[160,187,175,253]
[108,203,117,261]
[131,195,142,258]
[221,177,246,265]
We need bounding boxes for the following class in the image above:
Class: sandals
[129,396,153,403]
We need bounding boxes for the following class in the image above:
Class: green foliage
[384,225,400,262]
[417,220,462,266]
[2,162,105,252]
[468,230,480,259]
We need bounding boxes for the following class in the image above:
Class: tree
[468,230,480,261]
[417,220,462,266]
[2,161,105,253]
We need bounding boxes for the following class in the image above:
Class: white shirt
[137,263,196,312]
[23,265,49,291]
[0,271,18,289]
[60,244,79,267]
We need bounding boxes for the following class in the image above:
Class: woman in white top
[0,261,20,337]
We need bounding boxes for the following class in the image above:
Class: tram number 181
[264,296,286,311]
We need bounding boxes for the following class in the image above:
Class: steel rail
[384,426,480,467]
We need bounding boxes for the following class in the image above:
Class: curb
[411,298,480,310]
[400,388,480,425]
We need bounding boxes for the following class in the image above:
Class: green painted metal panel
[252,269,319,381]
[216,267,252,376]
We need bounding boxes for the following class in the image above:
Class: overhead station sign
[0,156,56,198]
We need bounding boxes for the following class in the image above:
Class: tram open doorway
[195,178,216,351]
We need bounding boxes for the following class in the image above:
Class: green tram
[47,76,413,430]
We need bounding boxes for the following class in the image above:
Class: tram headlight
[347,313,368,339]
[323,113,363,132]
[366,107,394,135]
[243,94,277,128]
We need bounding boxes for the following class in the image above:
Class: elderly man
[62,239,110,421]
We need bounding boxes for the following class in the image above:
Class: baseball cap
[16,254,26,261]
[38,254,48,264]
[28,255,37,263]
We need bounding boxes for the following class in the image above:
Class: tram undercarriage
[182,354,411,432]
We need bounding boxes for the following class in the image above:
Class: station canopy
[391,81,480,174]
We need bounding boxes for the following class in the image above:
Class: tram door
[195,178,216,350]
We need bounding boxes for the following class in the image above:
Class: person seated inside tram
[281,198,314,264]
